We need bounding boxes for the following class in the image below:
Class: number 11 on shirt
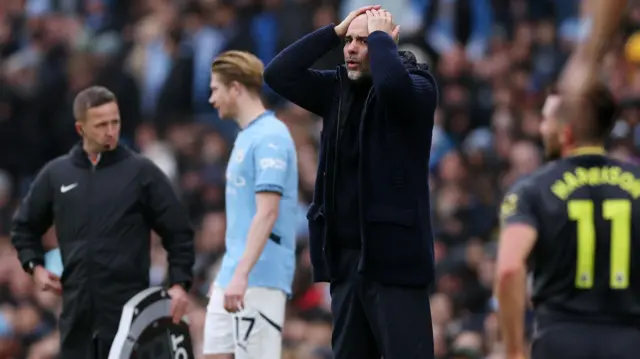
[569,199,631,290]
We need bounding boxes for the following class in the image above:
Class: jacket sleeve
[264,24,341,117]
[11,163,54,271]
[367,31,438,115]
[141,159,195,290]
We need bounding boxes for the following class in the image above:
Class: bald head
[346,14,368,41]
[542,95,562,121]
[347,13,399,42]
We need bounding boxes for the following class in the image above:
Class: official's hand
[33,266,62,295]
[366,9,400,40]
[335,4,381,37]
[506,353,527,359]
[167,284,189,324]
[224,274,248,313]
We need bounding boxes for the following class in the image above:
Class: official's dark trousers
[59,307,115,359]
[59,333,113,359]
[329,248,434,359]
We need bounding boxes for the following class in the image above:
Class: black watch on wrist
[25,261,38,275]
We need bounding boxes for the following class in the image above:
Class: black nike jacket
[10,143,194,344]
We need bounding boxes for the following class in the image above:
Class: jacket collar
[70,142,131,169]
[398,50,430,72]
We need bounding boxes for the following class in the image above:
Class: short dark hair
[555,82,617,142]
[583,82,618,141]
[73,86,117,121]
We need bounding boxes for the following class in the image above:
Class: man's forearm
[163,234,195,289]
[496,266,526,356]
[234,212,279,277]
[263,25,339,117]
[11,228,46,272]
[264,25,340,80]
[367,31,436,108]
[367,31,412,93]
[559,0,626,112]
[579,0,626,62]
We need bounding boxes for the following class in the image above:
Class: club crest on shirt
[500,193,518,223]
[233,149,245,163]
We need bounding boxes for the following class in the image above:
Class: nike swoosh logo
[60,183,78,193]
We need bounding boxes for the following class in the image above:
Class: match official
[10,86,195,359]
[265,5,437,359]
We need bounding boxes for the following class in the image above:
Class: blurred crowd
[1,0,640,358]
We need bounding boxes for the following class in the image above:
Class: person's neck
[83,143,100,158]
[562,142,606,157]
[351,75,372,87]
[235,98,267,129]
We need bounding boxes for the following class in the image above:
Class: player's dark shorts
[532,322,640,359]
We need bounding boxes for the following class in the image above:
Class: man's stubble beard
[347,70,371,82]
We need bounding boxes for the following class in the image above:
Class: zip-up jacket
[11,143,194,340]
[264,25,438,287]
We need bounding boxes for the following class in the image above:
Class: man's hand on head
[366,9,400,40]
[335,5,381,37]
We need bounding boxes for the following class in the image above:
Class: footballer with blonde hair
[202,51,298,359]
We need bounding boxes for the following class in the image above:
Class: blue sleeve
[45,248,63,277]
[253,135,292,194]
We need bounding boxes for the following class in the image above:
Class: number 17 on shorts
[203,286,286,359]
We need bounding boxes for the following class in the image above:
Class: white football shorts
[203,285,286,358]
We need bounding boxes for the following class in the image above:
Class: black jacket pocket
[364,205,425,266]
[306,203,330,282]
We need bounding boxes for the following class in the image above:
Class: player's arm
[559,0,626,104]
[141,158,195,291]
[11,163,54,274]
[234,193,280,277]
[578,0,627,63]
[234,135,292,278]
[495,184,539,358]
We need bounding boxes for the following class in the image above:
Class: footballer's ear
[75,121,84,136]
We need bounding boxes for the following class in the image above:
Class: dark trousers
[59,335,113,359]
[58,338,113,359]
[59,315,114,359]
[532,322,640,359]
[330,248,434,359]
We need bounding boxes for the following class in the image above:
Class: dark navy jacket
[264,25,438,287]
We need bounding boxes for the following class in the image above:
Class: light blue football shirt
[215,111,298,295]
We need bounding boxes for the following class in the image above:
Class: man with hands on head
[265,5,438,359]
